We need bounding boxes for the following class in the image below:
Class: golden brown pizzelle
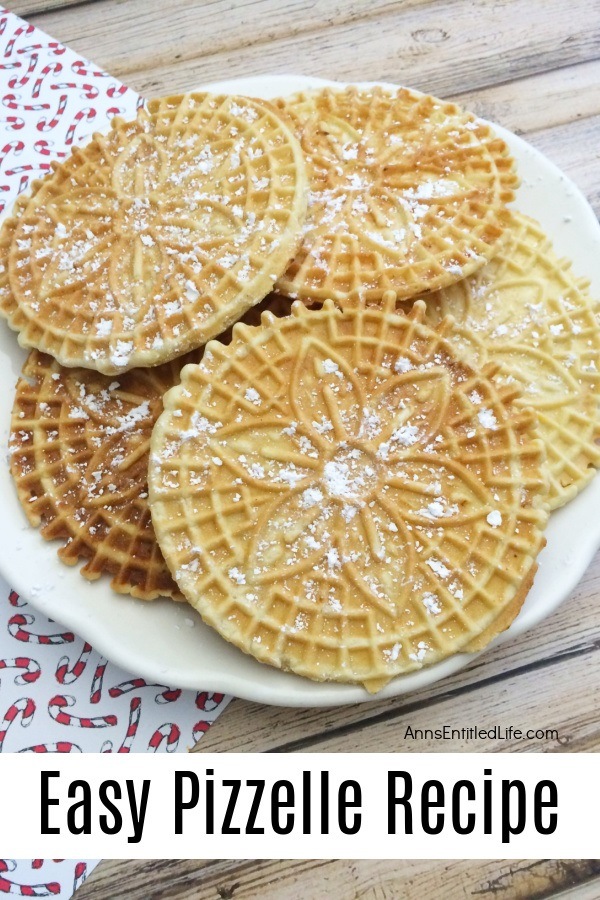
[7,82,593,696]
[274,86,518,304]
[0,92,308,374]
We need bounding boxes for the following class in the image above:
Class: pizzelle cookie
[419,212,600,509]
[9,350,196,600]
[149,298,548,691]
[273,86,518,304]
[0,92,307,375]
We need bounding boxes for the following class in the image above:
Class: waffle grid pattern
[9,350,198,600]
[1,92,308,374]
[149,299,548,689]
[275,87,518,304]
[420,212,600,509]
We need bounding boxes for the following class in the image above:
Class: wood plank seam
[26,0,600,101]
[26,0,431,65]
[265,638,600,753]
[16,0,103,18]
[453,55,600,108]
[473,859,600,900]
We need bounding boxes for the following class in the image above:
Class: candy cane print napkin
[0,7,231,897]
[0,581,229,898]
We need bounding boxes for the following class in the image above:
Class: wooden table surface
[8,0,600,896]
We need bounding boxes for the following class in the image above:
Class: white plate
[1,75,599,708]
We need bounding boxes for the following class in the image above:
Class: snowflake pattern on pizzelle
[275,87,518,302]
[2,91,307,375]
[150,300,548,689]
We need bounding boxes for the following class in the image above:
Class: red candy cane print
[0,139,24,166]
[71,60,104,78]
[107,83,128,98]
[51,81,98,100]
[7,53,38,88]
[118,697,141,753]
[2,93,49,111]
[35,93,67,130]
[89,658,107,704]
[64,107,96,145]
[157,688,182,704]
[0,860,59,897]
[0,116,24,130]
[100,697,141,753]
[55,642,92,685]
[148,722,180,753]
[0,657,41,685]
[0,697,35,750]
[72,863,87,893]
[2,23,35,57]
[5,163,51,178]
[196,691,225,713]
[33,139,67,158]
[109,677,148,697]
[31,61,62,97]
[8,591,24,607]
[1,172,30,201]
[48,695,117,728]
[19,741,82,753]
[109,679,181,704]
[8,613,75,644]
[17,42,66,57]
[192,720,212,743]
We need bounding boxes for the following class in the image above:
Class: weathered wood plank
[24,0,600,104]
[556,878,600,900]
[456,58,600,135]
[24,0,425,76]
[285,647,600,753]
[77,858,600,900]
[199,647,600,753]
[8,0,92,15]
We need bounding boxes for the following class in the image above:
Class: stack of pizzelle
[4,85,599,693]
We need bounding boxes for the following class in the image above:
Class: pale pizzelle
[149,299,548,691]
[420,212,600,509]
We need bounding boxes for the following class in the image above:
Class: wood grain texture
[76,858,600,900]
[20,0,600,101]
[22,0,429,77]
[7,0,92,15]
[456,58,600,134]
[7,0,600,897]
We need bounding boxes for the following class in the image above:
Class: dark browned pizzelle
[9,350,196,600]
